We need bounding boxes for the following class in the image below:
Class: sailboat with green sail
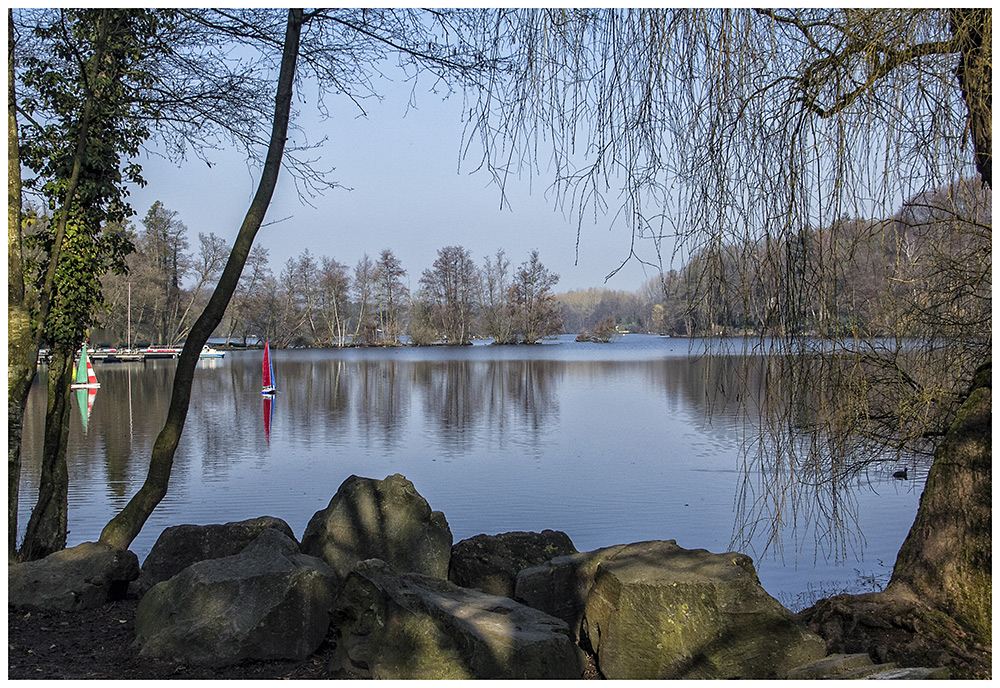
[70,346,101,389]
[70,345,100,433]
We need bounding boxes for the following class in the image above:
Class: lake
[17,334,926,611]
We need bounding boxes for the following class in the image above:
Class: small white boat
[200,345,225,358]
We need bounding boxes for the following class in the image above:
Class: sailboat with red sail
[262,340,276,395]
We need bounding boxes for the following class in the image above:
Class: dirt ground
[7,593,331,680]
[8,591,602,680]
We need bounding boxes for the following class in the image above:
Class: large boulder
[301,474,452,582]
[138,516,297,591]
[330,558,586,679]
[515,543,631,640]
[8,541,139,612]
[134,529,336,667]
[581,540,827,679]
[449,530,577,598]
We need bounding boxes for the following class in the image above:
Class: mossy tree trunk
[801,364,992,678]
[99,8,304,551]
[887,362,991,643]
[11,9,152,561]
[8,8,36,561]
[19,349,74,559]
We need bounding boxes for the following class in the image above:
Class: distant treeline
[86,179,988,347]
[565,178,990,341]
[94,204,564,347]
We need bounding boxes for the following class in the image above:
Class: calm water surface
[18,335,924,610]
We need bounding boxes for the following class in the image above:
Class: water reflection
[263,396,274,443]
[17,336,923,606]
[355,359,410,449]
[75,387,97,433]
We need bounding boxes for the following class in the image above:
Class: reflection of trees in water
[626,346,920,566]
[412,359,560,454]
[311,360,350,444]
[662,356,749,421]
[192,359,275,479]
[352,359,409,450]
[19,346,922,568]
[414,361,481,453]
[496,360,560,435]
[101,365,172,499]
[716,351,870,563]
[275,359,351,447]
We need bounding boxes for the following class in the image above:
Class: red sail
[262,342,271,387]
[262,340,275,394]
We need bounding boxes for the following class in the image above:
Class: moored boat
[200,345,225,358]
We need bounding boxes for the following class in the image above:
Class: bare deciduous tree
[374,249,408,345]
[352,253,377,345]
[509,250,562,344]
[480,248,514,344]
[420,245,479,345]
[317,256,351,347]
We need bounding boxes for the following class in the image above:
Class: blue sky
[128,74,664,294]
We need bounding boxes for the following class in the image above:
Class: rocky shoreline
[9,473,972,679]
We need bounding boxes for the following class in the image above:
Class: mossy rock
[301,474,452,583]
[581,540,826,679]
[330,559,585,679]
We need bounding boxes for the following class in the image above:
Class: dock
[90,350,149,363]
[39,348,184,365]
[39,346,224,366]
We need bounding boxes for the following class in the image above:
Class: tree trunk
[19,349,73,560]
[7,8,36,560]
[12,10,113,561]
[951,8,992,190]
[882,13,992,639]
[798,17,992,673]
[887,361,991,643]
[800,362,992,678]
[99,8,304,550]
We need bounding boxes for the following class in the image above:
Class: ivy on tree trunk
[12,9,165,560]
